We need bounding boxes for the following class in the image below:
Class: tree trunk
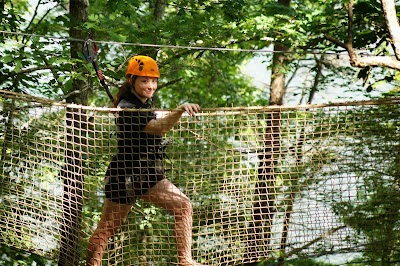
[58,0,89,265]
[277,57,321,266]
[153,0,167,21]
[245,1,290,264]
[139,0,166,58]
[0,101,14,163]
[58,109,87,266]
[270,42,288,106]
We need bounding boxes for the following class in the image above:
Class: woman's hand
[177,103,201,116]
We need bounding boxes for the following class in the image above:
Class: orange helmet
[125,55,160,78]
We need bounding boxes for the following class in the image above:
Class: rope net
[1,89,400,265]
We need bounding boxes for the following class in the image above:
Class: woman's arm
[143,103,200,136]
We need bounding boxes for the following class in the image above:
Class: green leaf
[3,54,14,64]
[63,78,73,93]
[13,60,23,73]
[108,31,127,43]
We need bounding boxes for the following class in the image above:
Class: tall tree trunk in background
[277,57,322,266]
[139,0,166,58]
[153,0,166,21]
[140,0,166,103]
[246,1,290,265]
[58,0,89,265]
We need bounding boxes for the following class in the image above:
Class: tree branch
[23,0,42,43]
[38,53,63,88]
[325,32,400,70]
[18,65,58,74]
[286,225,347,257]
[157,77,184,90]
[324,34,348,50]
[381,0,400,59]
[347,0,354,51]
[346,55,400,70]
[325,0,400,71]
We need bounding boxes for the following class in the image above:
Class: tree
[312,0,400,94]
[57,0,90,265]
[2,0,400,265]
[332,103,400,264]
[326,0,400,70]
[320,1,400,261]
[246,0,291,262]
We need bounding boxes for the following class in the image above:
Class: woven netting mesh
[1,90,400,265]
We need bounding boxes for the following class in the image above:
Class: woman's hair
[113,76,136,107]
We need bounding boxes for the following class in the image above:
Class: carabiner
[83,39,98,63]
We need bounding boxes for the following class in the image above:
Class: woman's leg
[141,179,203,266]
[86,199,133,266]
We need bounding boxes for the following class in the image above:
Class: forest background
[1,0,400,265]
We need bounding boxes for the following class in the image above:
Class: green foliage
[2,0,400,264]
[0,245,53,266]
[84,0,281,107]
[0,100,63,265]
[304,0,396,92]
[157,51,269,107]
[1,0,388,105]
[258,257,335,266]
[332,104,400,264]
[0,1,73,98]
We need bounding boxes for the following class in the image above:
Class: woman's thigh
[96,199,133,231]
[141,179,190,212]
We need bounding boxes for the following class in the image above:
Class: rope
[1,30,356,55]
[0,90,399,265]
[1,89,398,111]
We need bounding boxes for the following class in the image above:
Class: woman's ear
[128,75,137,87]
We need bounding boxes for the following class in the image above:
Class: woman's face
[133,76,158,99]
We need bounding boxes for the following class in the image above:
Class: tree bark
[277,58,321,266]
[245,1,290,265]
[381,0,400,59]
[139,0,166,58]
[153,0,167,21]
[58,0,89,265]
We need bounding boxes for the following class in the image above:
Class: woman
[86,55,204,266]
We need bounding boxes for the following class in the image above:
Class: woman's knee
[176,198,192,217]
[90,225,116,244]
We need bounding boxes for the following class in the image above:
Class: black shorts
[104,155,165,204]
